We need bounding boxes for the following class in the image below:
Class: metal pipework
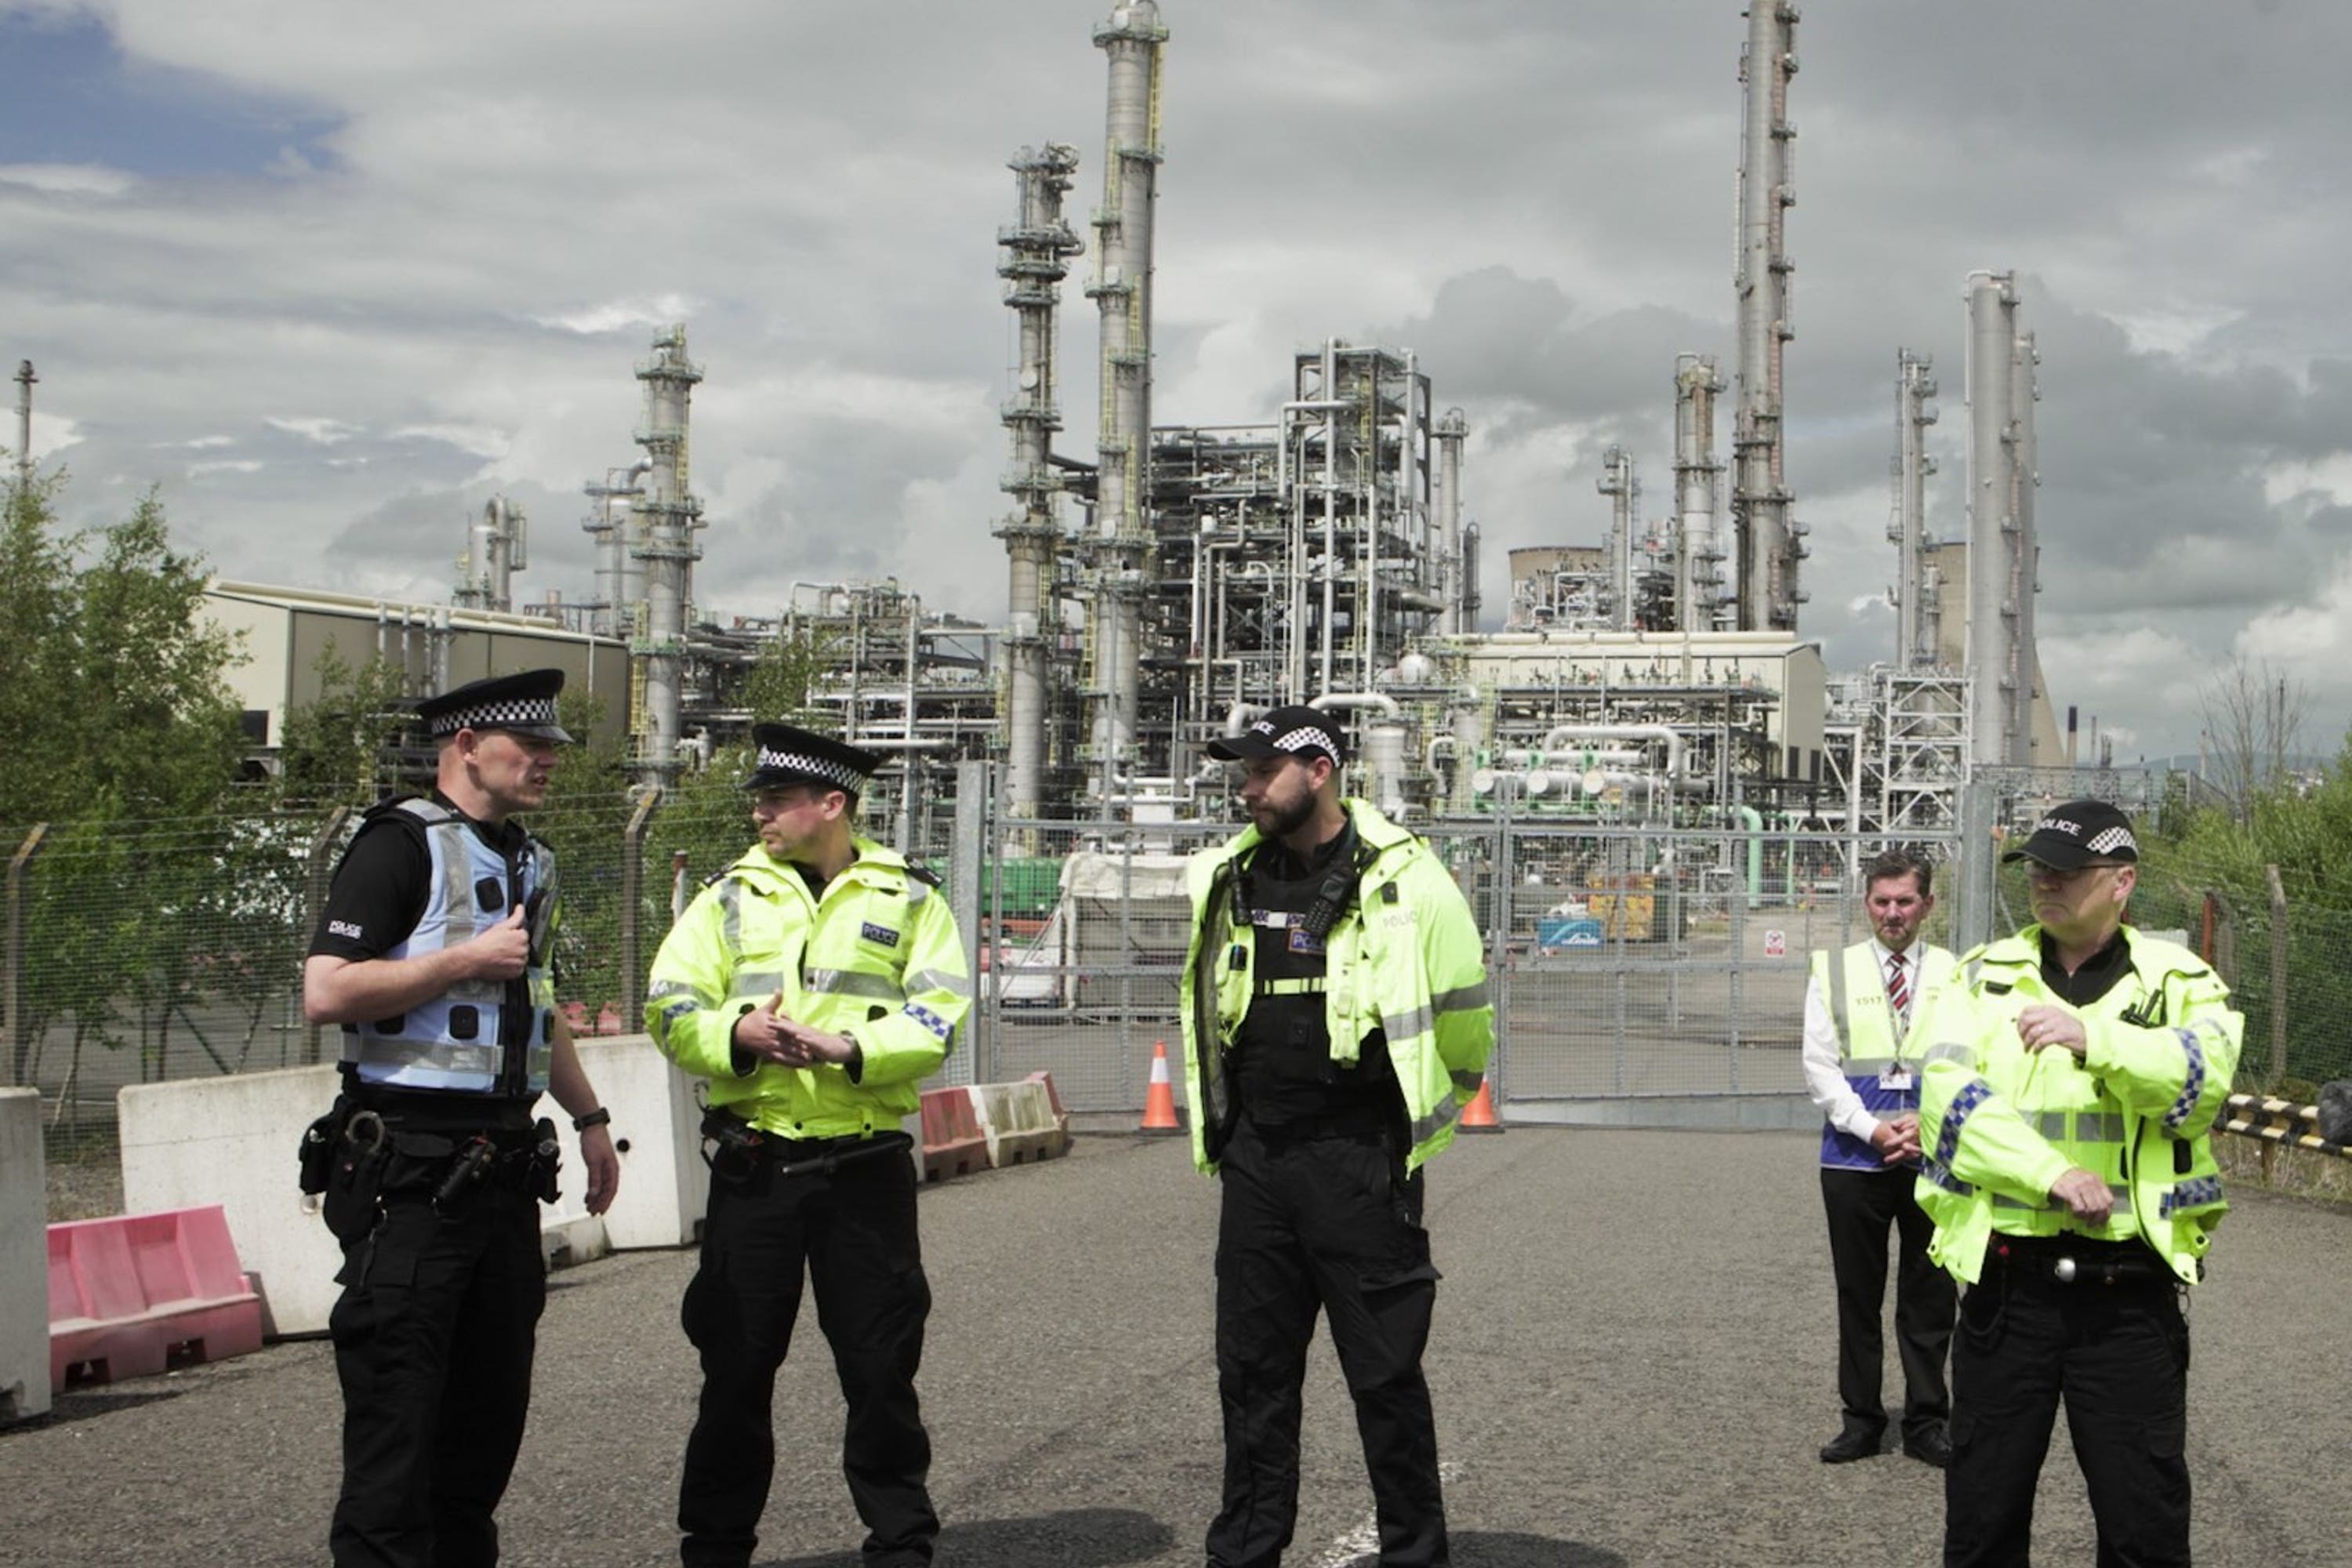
[1963,271,2031,765]
[1672,354,1728,633]
[996,142,1085,822]
[1598,445,1637,632]
[1436,408,1469,633]
[1084,0,1168,782]
[13,361,32,488]
[1891,350,1939,670]
[581,459,650,637]
[456,495,525,613]
[630,321,706,782]
[1732,0,1802,632]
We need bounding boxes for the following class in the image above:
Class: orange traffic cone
[1457,1076,1503,1134]
[1138,1040,1185,1134]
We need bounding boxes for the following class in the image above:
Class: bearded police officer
[646,723,969,1568]
[1802,848,1957,1467]
[1914,800,2240,1567]
[1180,706,1494,1568]
[302,667,621,1568]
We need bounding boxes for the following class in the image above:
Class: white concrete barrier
[119,1065,345,1339]
[0,1088,49,1421]
[115,1040,710,1334]
[566,1034,706,1252]
[967,1078,1072,1170]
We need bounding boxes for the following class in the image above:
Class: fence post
[621,786,662,1034]
[2265,864,2288,1088]
[300,807,352,1065]
[4,823,48,1087]
[1954,778,2000,955]
[948,760,988,1087]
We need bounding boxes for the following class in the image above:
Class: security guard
[1180,705,1494,1568]
[1914,800,2240,1567]
[303,667,621,1568]
[646,722,969,1568]
[1801,848,1957,1467]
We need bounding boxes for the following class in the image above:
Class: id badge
[1880,1069,1914,1093]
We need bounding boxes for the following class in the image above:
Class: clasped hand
[733,993,855,1069]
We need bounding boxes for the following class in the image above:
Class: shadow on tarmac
[1323,1535,1632,1568]
[757,1506,1175,1567]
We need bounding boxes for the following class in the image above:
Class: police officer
[645,723,970,1568]
[1802,848,1956,1467]
[1914,800,2241,1567]
[1179,706,1494,1568]
[303,667,622,1568]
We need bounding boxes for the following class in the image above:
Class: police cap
[1206,704,1346,768]
[744,723,880,797]
[2002,798,2139,870]
[415,668,573,743]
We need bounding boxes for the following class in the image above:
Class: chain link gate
[970,778,1960,1128]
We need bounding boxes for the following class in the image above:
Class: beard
[1255,789,1318,840]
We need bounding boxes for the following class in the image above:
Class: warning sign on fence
[1763,928,1787,958]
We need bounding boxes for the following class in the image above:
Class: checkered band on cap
[1269,722,1338,757]
[2085,825,2136,857]
[430,695,561,737]
[757,748,869,793]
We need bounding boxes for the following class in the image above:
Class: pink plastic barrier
[48,1205,263,1392]
[919,1087,988,1185]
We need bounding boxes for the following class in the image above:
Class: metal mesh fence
[13,771,2347,1161]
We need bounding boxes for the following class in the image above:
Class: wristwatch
[572,1106,612,1132]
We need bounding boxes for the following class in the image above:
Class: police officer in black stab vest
[302,668,620,1568]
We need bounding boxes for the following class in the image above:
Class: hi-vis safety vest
[644,835,971,1138]
[1813,941,1955,1170]
[1912,924,2241,1285]
[1178,798,1494,1176]
[343,798,557,1096]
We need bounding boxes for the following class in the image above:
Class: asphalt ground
[6,1128,2349,1567]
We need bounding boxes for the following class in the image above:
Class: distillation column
[996,143,1086,820]
[2009,325,2041,760]
[1964,272,2034,766]
[580,462,649,639]
[454,496,525,612]
[1435,408,1469,633]
[1672,353,1728,632]
[1083,0,1167,788]
[1598,445,1637,631]
[1891,350,1939,670]
[630,323,706,781]
[1731,0,1803,631]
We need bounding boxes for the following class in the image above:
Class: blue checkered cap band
[756,748,868,793]
[430,695,560,736]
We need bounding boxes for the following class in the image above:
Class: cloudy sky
[6,0,2350,762]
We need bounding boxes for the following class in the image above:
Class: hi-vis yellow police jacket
[644,836,970,1138]
[1178,798,1494,1176]
[1912,924,2240,1285]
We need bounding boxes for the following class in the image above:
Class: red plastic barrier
[49,1206,263,1392]
[918,1087,988,1185]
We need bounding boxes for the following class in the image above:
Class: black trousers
[679,1143,935,1568]
[1945,1244,2191,1568]
[329,1185,545,1568]
[1820,1166,1955,1440]
[1208,1116,1446,1568]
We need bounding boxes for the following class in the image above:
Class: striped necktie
[1886,951,1911,1033]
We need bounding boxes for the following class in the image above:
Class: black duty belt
[1245,1107,1393,1145]
[1989,1234,2179,1287]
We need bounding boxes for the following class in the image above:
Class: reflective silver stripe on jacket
[1992,1185,2133,1216]
[1381,1004,1435,1040]
[907,967,972,999]
[2031,1111,2127,1143]
[1432,981,1489,1014]
[805,969,904,1001]
[1411,1092,1459,1146]
[1922,1042,1977,1069]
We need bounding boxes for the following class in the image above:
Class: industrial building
[166,0,2086,850]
